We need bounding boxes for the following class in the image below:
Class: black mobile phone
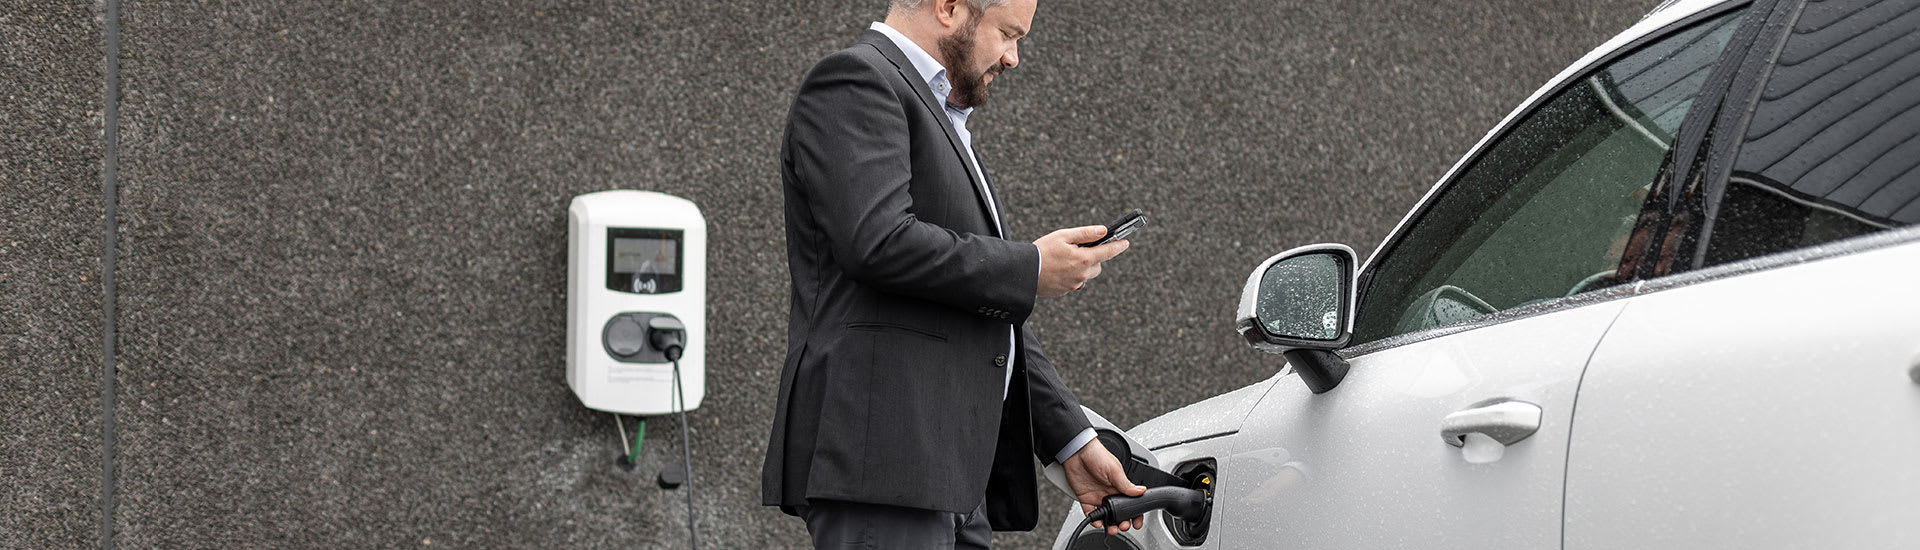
[1080,209,1147,247]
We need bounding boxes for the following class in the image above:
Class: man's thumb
[1066,224,1108,244]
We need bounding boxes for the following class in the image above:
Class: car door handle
[1441,400,1542,447]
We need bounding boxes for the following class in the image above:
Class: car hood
[1128,371,1281,449]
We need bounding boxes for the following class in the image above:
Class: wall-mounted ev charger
[566,190,705,415]
[566,190,706,549]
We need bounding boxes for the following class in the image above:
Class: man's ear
[933,0,972,29]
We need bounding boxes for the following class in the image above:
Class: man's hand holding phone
[1036,225,1126,297]
[1079,209,1146,248]
[1036,210,1145,297]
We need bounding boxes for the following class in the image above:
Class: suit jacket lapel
[859,30,1004,238]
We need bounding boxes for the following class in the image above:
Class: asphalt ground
[4,1,1647,547]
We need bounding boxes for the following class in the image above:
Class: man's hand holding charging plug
[1063,438,1147,535]
[1036,225,1129,297]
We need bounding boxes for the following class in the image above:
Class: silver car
[1050,0,1920,547]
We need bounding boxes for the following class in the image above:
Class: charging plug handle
[1090,486,1210,524]
[647,316,687,362]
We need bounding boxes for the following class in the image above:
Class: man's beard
[938,22,1006,109]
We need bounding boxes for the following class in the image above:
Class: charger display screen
[606,227,683,294]
[613,237,677,275]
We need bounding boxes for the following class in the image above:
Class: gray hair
[891,0,1010,15]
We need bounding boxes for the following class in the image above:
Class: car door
[1218,7,1750,549]
[1565,0,1920,546]
[1564,237,1920,549]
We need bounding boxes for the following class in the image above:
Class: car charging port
[1168,459,1216,546]
[1064,453,1215,550]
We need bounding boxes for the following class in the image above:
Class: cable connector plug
[1086,486,1210,525]
[647,316,686,362]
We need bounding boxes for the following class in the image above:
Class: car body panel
[1219,300,1626,549]
[1564,235,1920,549]
[1130,375,1280,450]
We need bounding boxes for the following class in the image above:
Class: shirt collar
[870,22,971,116]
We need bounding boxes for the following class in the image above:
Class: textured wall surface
[6,0,1647,547]
[0,1,103,548]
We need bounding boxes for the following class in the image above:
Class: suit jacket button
[993,354,1008,367]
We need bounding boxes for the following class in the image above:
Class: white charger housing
[566,190,706,415]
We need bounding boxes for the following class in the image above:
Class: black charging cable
[1069,513,1103,546]
[668,355,697,550]
[646,317,697,550]
[1070,486,1211,544]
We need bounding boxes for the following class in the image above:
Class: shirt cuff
[1054,427,1099,464]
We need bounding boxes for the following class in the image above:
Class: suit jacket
[761,30,1092,531]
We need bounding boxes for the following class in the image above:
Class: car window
[1701,0,1920,266]
[1353,10,1746,345]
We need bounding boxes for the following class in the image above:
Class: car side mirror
[1236,244,1357,394]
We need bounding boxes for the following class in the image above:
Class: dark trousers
[799,500,992,550]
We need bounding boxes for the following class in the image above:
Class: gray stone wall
[5,1,1644,547]
[2,1,104,548]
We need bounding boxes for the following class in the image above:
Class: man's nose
[1002,44,1019,70]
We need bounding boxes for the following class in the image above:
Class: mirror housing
[1236,244,1358,394]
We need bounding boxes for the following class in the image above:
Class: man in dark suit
[762,0,1146,547]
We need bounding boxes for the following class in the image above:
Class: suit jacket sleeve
[1019,323,1093,464]
[785,49,1040,323]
